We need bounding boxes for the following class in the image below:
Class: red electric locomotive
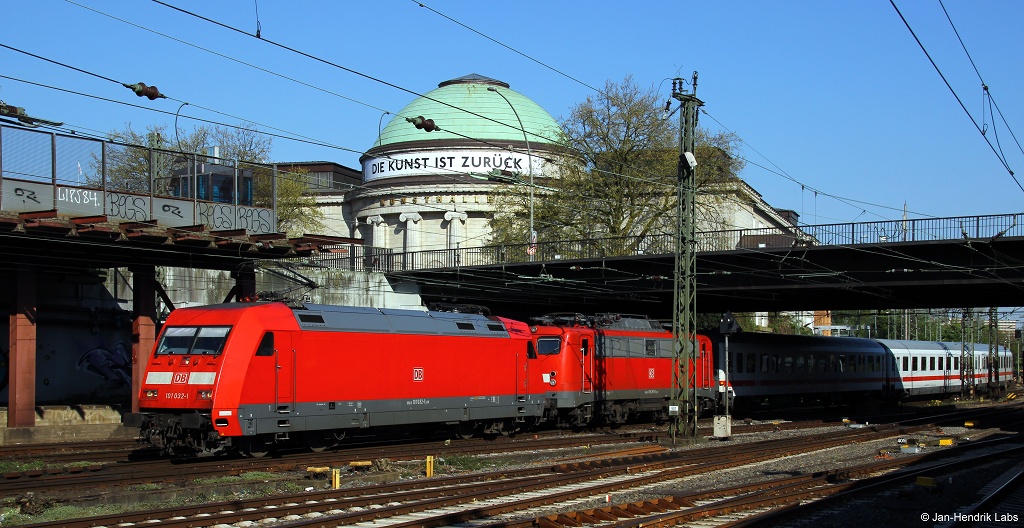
[526,313,721,427]
[123,302,543,456]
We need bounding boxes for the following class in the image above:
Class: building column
[444,211,468,250]
[130,265,157,413]
[8,268,37,427]
[399,212,422,252]
[367,215,387,248]
[366,215,387,271]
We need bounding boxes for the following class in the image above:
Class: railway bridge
[349,213,1024,322]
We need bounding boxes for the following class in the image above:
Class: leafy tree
[261,165,326,235]
[488,76,744,252]
[89,123,323,235]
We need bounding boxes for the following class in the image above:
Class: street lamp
[487,86,536,260]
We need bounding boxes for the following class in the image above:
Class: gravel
[456,421,1018,526]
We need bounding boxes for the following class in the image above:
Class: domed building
[344,74,562,256]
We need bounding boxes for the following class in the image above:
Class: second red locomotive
[528,312,719,427]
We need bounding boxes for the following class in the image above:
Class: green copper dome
[372,74,561,150]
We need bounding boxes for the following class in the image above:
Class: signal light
[406,116,438,132]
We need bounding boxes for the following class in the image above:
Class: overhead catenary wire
[938,0,1024,168]
[410,0,607,97]
[8,1,999,247]
[68,0,936,230]
[3,9,697,226]
[412,0,941,223]
[889,0,1022,193]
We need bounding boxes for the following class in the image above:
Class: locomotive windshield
[536,337,561,355]
[156,326,231,356]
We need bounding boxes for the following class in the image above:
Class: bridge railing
[319,212,1024,272]
[0,123,280,233]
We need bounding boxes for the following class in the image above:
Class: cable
[67,0,992,238]
[64,1,392,116]
[402,0,941,228]
[411,1,606,96]
[2,23,686,222]
[939,0,1024,170]
[889,0,1022,192]
[14,3,942,246]
[700,109,932,222]
[63,1,807,224]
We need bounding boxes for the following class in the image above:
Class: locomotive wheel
[455,422,476,440]
[304,431,332,452]
[241,435,272,458]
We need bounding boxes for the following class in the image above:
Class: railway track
[0,430,653,496]
[5,402,1019,526]
[14,421,933,527]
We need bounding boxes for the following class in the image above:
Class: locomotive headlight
[549,371,557,386]
[143,389,158,399]
[197,390,213,400]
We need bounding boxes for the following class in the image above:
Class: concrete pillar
[8,268,37,427]
[232,264,257,302]
[130,266,157,413]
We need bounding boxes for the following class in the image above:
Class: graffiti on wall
[1,329,133,405]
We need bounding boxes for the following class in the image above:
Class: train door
[517,345,527,402]
[696,337,712,391]
[275,332,295,413]
[581,337,593,394]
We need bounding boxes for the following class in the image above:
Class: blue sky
[3,1,1023,227]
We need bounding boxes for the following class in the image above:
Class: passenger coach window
[536,337,561,355]
[256,333,274,357]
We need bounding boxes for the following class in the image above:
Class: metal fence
[317,212,1024,273]
[0,124,279,233]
